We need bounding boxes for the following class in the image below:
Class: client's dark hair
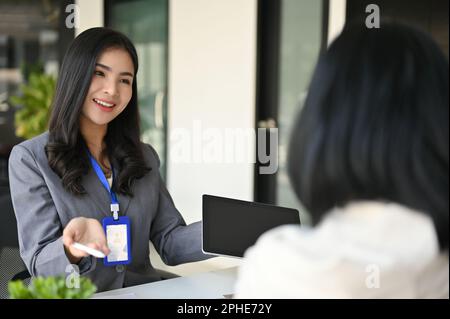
[288,23,449,250]
[45,27,151,197]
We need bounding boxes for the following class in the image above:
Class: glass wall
[276,0,324,225]
[107,0,169,178]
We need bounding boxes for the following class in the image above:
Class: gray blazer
[8,132,209,292]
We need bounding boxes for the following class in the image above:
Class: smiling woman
[87,54,134,115]
[8,28,210,293]
[79,48,136,179]
[45,28,148,197]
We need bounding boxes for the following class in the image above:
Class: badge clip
[111,203,120,220]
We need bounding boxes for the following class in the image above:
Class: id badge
[102,216,132,266]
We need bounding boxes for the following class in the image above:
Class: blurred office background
[0,0,448,279]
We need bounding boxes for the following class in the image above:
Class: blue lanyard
[87,151,120,220]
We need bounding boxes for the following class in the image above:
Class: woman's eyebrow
[95,63,134,77]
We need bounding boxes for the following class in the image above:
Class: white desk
[93,267,238,299]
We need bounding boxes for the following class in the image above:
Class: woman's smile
[80,47,134,125]
[93,98,116,112]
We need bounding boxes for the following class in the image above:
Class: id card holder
[102,216,132,266]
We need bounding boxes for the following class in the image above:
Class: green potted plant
[8,276,97,299]
[9,70,56,139]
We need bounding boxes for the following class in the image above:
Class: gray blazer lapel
[82,167,111,217]
[111,158,131,216]
[116,192,131,216]
[82,158,132,218]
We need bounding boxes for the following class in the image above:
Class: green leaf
[8,276,97,299]
[8,280,33,299]
[9,71,56,139]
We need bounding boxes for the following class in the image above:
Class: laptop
[202,194,301,258]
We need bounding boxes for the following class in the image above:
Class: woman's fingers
[86,242,110,256]
[63,217,87,243]
[102,244,111,256]
[67,243,89,259]
[63,221,80,248]
[86,238,110,256]
[62,231,74,248]
[63,217,109,259]
[84,219,109,255]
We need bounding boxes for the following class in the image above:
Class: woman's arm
[8,145,96,277]
[146,144,211,265]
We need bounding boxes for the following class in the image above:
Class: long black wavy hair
[45,27,151,197]
[288,23,449,250]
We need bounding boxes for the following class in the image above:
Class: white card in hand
[72,242,106,258]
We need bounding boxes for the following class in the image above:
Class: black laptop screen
[202,195,301,257]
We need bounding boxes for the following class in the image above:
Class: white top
[234,201,449,298]
[107,175,113,188]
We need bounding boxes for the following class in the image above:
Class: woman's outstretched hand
[63,217,110,264]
